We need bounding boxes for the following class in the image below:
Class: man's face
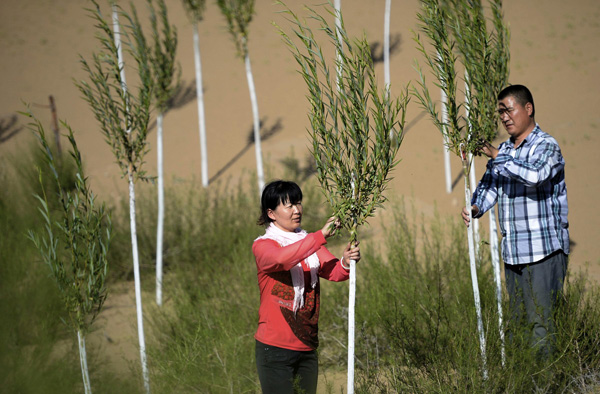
[497,96,534,142]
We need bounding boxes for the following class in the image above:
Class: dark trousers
[255,340,318,394]
[505,250,568,356]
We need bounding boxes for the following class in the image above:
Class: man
[462,84,569,356]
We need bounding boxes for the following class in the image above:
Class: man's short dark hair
[258,180,303,227]
[498,84,535,117]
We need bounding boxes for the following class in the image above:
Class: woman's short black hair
[258,180,303,227]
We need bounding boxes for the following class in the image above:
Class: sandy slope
[1,0,599,391]
[1,0,597,270]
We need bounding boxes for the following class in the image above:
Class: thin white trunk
[156,112,164,307]
[112,6,128,112]
[383,0,391,90]
[469,153,480,255]
[464,175,488,379]
[193,23,209,188]
[128,170,151,393]
[464,76,479,254]
[440,86,452,194]
[115,8,147,388]
[347,257,356,394]
[347,173,356,394]
[334,0,343,91]
[77,330,92,394]
[244,51,264,193]
[489,206,505,366]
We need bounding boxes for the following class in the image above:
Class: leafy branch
[276,2,409,243]
[181,0,206,23]
[76,0,154,182]
[412,0,509,169]
[148,0,180,112]
[217,0,255,58]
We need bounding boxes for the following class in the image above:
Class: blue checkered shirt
[472,124,569,265]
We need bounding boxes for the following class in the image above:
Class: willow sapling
[25,110,111,394]
[277,3,409,391]
[146,0,180,308]
[181,0,209,187]
[413,0,510,374]
[217,0,265,193]
[76,1,154,391]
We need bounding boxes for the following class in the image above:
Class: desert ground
[1,0,599,391]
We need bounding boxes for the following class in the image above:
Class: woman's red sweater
[252,230,350,351]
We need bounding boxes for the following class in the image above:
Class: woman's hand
[342,241,361,268]
[321,217,341,239]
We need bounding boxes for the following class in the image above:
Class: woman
[253,180,360,394]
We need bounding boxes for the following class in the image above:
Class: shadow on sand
[0,114,23,144]
[209,117,283,184]
[369,33,402,64]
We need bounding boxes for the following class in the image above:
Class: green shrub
[3,145,599,392]
[352,201,600,393]
[0,144,79,393]
[0,141,138,394]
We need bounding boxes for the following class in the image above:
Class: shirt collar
[506,123,540,149]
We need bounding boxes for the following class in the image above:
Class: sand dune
[1,0,599,387]
[2,0,597,273]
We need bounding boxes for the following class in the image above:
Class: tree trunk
[440,85,452,194]
[463,171,488,379]
[128,167,151,393]
[112,6,128,106]
[383,0,391,90]
[193,22,209,188]
[334,0,342,90]
[156,112,164,307]
[469,153,480,257]
[347,174,357,394]
[490,206,505,365]
[244,50,264,193]
[347,250,356,394]
[464,77,480,254]
[77,330,92,394]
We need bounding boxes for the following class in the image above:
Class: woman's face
[267,199,303,232]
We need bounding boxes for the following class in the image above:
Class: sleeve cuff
[315,230,327,245]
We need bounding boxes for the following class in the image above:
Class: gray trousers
[504,250,568,356]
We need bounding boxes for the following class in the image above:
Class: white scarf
[255,223,320,313]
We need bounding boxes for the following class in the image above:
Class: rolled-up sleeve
[493,140,564,188]
[317,247,350,282]
[253,231,327,273]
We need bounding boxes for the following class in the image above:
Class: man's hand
[480,141,499,159]
[461,205,480,227]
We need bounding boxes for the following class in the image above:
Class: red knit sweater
[252,230,350,351]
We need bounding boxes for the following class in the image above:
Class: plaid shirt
[472,124,569,265]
